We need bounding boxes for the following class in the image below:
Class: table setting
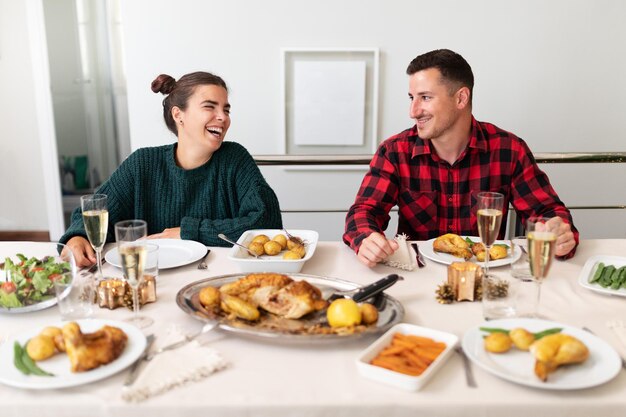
[1,225,626,416]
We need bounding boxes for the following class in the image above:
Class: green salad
[0,254,71,308]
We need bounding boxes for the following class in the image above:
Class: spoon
[217,233,263,259]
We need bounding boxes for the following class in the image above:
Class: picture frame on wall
[281,48,379,156]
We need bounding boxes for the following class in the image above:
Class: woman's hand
[64,236,96,267]
[147,227,181,240]
[356,232,399,268]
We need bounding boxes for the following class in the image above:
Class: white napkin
[122,327,228,402]
[606,320,626,359]
[382,234,417,271]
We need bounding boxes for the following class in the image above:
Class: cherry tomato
[1,281,17,293]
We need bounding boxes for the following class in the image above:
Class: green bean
[479,327,509,334]
[480,327,562,340]
[13,342,31,375]
[589,262,605,283]
[532,327,563,339]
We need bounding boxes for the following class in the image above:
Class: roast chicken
[433,234,473,260]
[62,322,128,373]
[215,273,328,320]
[529,333,589,381]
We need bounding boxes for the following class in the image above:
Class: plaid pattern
[343,117,579,258]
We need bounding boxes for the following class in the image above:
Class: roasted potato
[199,286,221,308]
[360,303,379,325]
[509,328,535,351]
[290,244,306,258]
[272,234,288,249]
[248,242,265,256]
[220,294,260,321]
[251,234,270,245]
[263,240,282,256]
[475,245,508,262]
[26,335,57,361]
[484,332,513,353]
[283,251,301,260]
[39,326,65,352]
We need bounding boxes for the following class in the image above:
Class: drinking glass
[475,192,504,278]
[526,217,558,308]
[114,219,153,328]
[81,194,108,280]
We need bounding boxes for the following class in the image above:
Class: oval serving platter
[176,273,404,343]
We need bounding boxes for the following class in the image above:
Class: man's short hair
[406,49,474,103]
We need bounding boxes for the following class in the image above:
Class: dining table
[1,239,625,417]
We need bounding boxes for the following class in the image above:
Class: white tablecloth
[1,240,625,417]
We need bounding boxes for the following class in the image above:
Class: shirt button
[448,196,453,202]
[449,224,454,230]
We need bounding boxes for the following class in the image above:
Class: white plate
[356,323,458,391]
[0,319,146,389]
[578,255,626,297]
[105,238,207,269]
[462,318,621,390]
[419,236,521,267]
[227,229,318,273]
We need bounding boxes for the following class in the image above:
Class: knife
[123,334,155,387]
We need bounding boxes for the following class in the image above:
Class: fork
[197,249,211,270]
[217,234,264,259]
[456,346,477,387]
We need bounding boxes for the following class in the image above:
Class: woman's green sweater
[60,142,282,246]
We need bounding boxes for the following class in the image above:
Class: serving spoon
[217,233,264,259]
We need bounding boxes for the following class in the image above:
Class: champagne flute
[526,217,558,308]
[475,192,504,278]
[81,194,108,280]
[115,220,153,328]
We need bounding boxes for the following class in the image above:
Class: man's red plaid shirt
[343,117,579,259]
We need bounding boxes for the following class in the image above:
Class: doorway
[42,0,129,228]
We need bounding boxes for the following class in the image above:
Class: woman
[61,71,283,266]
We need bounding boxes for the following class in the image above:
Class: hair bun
[151,74,176,94]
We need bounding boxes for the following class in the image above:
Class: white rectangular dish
[227,229,318,273]
[355,323,458,391]
[577,255,626,297]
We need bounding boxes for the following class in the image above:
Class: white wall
[120,0,625,240]
[122,0,626,154]
[1,0,625,240]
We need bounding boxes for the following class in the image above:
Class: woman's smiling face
[175,84,231,152]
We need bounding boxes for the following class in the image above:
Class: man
[343,49,578,268]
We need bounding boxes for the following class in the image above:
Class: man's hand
[546,217,576,257]
[147,227,181,240]
[356,232,399,268]
[64,236,96,267]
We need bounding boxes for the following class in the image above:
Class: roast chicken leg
[529,333,589,381]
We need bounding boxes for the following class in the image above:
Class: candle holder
[95,276,157,309]
[447,261,483,302]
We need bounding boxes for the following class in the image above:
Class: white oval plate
[105,238,207,269]
[462,318,621,390]
[419,236,521,267]
[578,255,626,297]
[0,319,146,389]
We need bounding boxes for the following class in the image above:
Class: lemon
[327,299,362,328]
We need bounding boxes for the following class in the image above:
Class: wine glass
[114,219,153,328]
[475,192,504,278]
[526,217,558,308]
[80,194,108,280]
